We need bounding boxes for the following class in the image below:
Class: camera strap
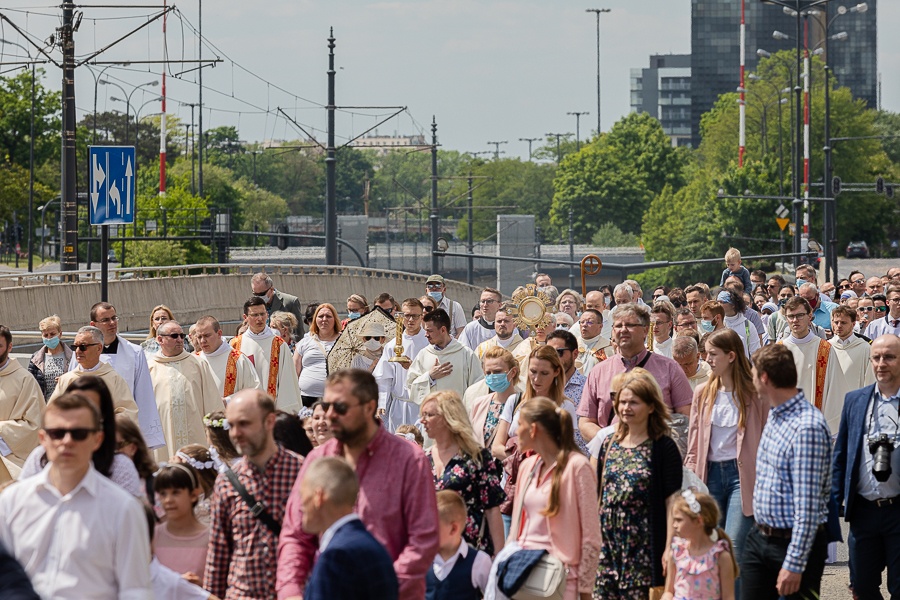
[869,389,900,439]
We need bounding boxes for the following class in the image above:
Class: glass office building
[630,55,693,147]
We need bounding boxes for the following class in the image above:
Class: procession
[0,255,897,600]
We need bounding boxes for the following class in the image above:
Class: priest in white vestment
[407,308,484,406]
[0,328,42,482]
[374,299,430,432]
[459,288,503,351]
[148,322,225,462]
[230,296,302,414]
[76,302,165,448]
[780,297,842,432]
[52,326,139,423]
[574,309,613,376]
[828,306,876,432]
[193,316,260,398]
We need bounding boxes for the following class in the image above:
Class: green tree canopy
[0,69,61,168]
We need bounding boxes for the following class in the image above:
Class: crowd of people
[0,248,898,599]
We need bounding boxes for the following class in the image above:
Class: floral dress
[594,439,653,600]
[428,447,506,555]
[671,537,730,600]
[482,396,505,446]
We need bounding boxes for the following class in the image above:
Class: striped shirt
[753,390,831,573]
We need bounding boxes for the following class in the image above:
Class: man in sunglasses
[0,393,152,598]
[864,285,900,340]
[0,325,42,483]
[278,369,439,600]
[250,272,305,341]
[148,321,224,462]
[80,302,165,449]
[51,326,137,424]
[231,296,302,415]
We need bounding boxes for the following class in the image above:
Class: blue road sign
[89,146,136,226]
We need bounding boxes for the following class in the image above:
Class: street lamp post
[567,112,589,150]
[100,79,158,144]
[585,8,610,135]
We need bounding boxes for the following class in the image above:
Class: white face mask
[364,339,383,352]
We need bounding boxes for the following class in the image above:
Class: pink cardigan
[508,453,602,594]
[683,382,769,516]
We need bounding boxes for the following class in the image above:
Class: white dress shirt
[318,513,361,553]
[432,538,492,592]
[0,464,152,599]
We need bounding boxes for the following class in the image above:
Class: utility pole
[59,1,78,272]
[545,132,573,163]
[585,8,610,135]
[567,111,589,150]
[487,140,507,160]
[198,0,204,199]
[430,117,439,274]
[518,137,540,161]
[325,29,338,265]
[467,172,474,285]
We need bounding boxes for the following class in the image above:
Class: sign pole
[101,224,109,301]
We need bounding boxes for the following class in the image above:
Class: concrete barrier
[0,264,484,336]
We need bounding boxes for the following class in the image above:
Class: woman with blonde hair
[293,303,342,406]
[28,314,72,400]
[269,311,299,353]
[684,328,767,579]
[556,289,584,322]
[421,390,506,555]
[141,304,175,355]
[469,347,520,447]
[595,368,682,599]
[506,396,601,600]
[419,294,439,314]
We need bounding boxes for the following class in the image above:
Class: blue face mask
[796,278,807,288]
[347,312,361,320]
[700,319,716,333]
[43,336,60,350]
[485,372,511,393]
[428,291,443,303]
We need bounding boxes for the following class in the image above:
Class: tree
[316,147,374,213]
[128,240,187,267]
[591,222,640,247]
[0,69,61,169]
[204,126,244,169]
[532,134,579,163]
[873,110,900,166]
[604,112,689,195]
[234,179,290,233]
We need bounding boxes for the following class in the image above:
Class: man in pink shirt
[276,369,439,600]
[577,303,693,443]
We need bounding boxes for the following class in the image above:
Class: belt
[858,495,900,508]
[755,522,825,541]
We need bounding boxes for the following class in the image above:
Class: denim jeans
[502,513,512,539]
[707,459,753,598]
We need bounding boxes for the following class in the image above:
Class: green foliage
[0,161,55,226]
[0,69,61,169]
[604,112,689,195]
[590,222,640,247]
[452,158,555,241]
[316,147,375,213]
[127,240,188,267]
[532,134,579,163]
[235,179,290,232]
[874,110,900,165]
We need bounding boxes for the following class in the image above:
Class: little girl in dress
[662,490,737,600]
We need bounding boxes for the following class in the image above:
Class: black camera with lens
[869,434,895,483]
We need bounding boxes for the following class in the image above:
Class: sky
[1,0,896,160]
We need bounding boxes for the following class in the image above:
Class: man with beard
[0,326,42,483]
[206,389,301,600]
[277,370,438,600]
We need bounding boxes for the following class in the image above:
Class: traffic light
[888,185,895,200]
[877,177,885,194]
[276,224,289,251]
[832,176,841,196]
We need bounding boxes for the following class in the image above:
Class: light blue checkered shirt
[753,390,831,573]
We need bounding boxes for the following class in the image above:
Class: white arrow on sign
[776,204,789,219]
[124,156,133,216]
[91,153,105,213]
[109,181,121,216]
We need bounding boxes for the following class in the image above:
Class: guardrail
[0,263,448,288]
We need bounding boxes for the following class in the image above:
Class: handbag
[511,461,565,600]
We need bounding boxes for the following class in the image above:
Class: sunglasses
[555,348,572,356]
[671,301,686,308]
[859,306,875,312]
[252,287,272,297]
[44,427,98,441]
[160,333,186,340]
[877,306,888,312]
[321,400,363,415]
[71,343,101,352]
[424,306,434,313]
[363,336,380,341]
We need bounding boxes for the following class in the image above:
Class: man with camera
[832,334,900,599]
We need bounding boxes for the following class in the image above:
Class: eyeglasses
[116,439,131,450]
[252,287,272,297]
[44,427,98,441]
[671,301,686,308]
[160,333,186,340]
[838,284,851,290]
[555,348,571,357]
[877,306,889,313]
[890,297,900,304]
[766,284,778,288]
[479,298,498,305]
[652,294,664,300]
[675,321,697,328]
[363,336,380,341]
[851,278,866,284]
[652,320,671,326]
[247,312,268,319]
[785,312,809,321]
[95,316,119,324]
[424,306,435,313]
[71,343,101,352]
[859,306,875,312]
[425,283,443,290]
[614,322,645,330]
[403,313,423,320]
[321,400,364,415]
[579,320,597,327]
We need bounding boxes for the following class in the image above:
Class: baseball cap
[426,275,444,285]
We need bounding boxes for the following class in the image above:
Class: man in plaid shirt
[204,389,302,599]
[744,344,831,599]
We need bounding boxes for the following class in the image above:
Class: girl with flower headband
[153,462,209,582]
[661,489,737,600]
[203,410,239,466]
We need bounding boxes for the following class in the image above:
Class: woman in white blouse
[294,303,342,407]
[684,328,768,578]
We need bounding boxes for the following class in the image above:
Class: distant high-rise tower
[630,54,693,147]
[690,0,877,148]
